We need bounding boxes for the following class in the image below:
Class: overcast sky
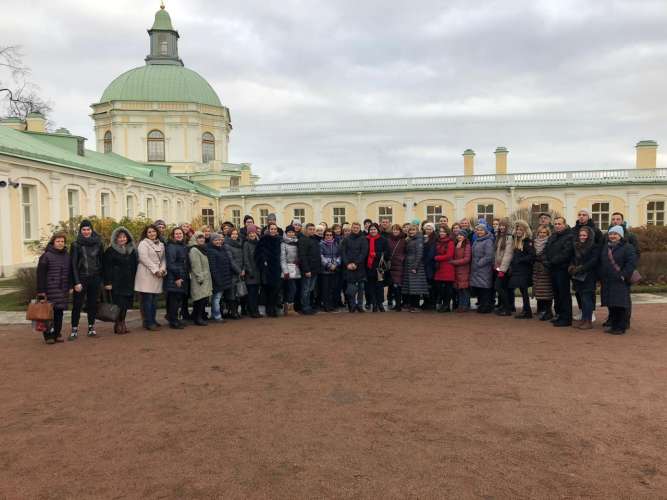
[2,0,667,182]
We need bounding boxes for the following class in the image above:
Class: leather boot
[577,320,593,330]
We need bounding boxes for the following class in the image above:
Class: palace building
[0,5,666,276]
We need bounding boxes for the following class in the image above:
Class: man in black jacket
[546,217,575,327]
[572,209,603,244]
[298,223,321,314]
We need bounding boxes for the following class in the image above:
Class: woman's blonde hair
[513,220,532,250]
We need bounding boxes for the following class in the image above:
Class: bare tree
[0,45,53,122]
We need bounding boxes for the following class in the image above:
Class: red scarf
[366,234,380,269]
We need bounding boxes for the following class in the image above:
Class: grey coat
[471,233,495,289]
[225,239,244,284]
[188,241,212,302]
[402,235,429,295]
[280,236,301,279]
[242,239,260,285]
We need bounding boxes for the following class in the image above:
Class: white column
[313,198,322,224]
[87,181,97,217]
[626,190,641,227]
[454,195,465,221]
[563,191,577,224]
[0,168,13,276]
[403,197,414,222]
[356,192,364,222]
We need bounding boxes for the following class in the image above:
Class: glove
[568,265,576,275]
[497,271,505,279]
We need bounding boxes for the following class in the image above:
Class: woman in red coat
[433,225,455,312]
[451,229,472,312]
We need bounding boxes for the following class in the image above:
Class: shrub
[15,267,37,305]
[632,226,667,253]
[637,252,667,285]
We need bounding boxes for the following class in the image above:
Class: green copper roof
[98,65,222,107]
[463,149,475,155]
[636,140,658,147]
[0,126,217,197]
[151,7,174,31]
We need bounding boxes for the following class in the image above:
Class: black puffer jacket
[255,234,282,286]
[341,232,369,282]
[508,239,535,289]
[545,228,575,271]
[70,232,104,284]
[207,243,235,293]
[37,244,72,309]
[570,238,599,293]
[165,239,190,294]
[298,235,322,275]
[103,227,138,297]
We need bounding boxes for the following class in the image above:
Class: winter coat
[207,243,235,293]
[402,235,429,295]
[36,245,72,310]
[451,240,471,289]
[573,219,603,245]
[386,236,406,286]
[532,238,553,300]
[165,240,190,295]
[135,238,166,294]
[188,241,212,302]
[433,236,455,282]
[225,238,244,284]
[570,241,599,293]
[298,235,322,275]
[242,239,261,286]
[470,233,495,289]
[423,236,437,280]
[365,235,388,272]
[103,227,138,297]
[599,241,637,309]
[256,234,283,287]
[70,233,104,284]
[494,234,514,273]
[341,232,369,283]
[508,239,535,289]
[601,223,641,260]
[545,229,575,271]
[319,239,341,274]
[281,236,301,279]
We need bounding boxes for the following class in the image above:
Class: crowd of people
[35,209,640,344]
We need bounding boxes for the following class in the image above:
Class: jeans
[457,288,470,310]
[166,292,186,324]
[72,276,101,327]
[579,289,595,321]
[509,287,531,313]
[210,288,234,320]
[284,279,298,304]
[346,281,365,308]
[47,308,64,339]
[140,292,159,327]
[300,275,317,312]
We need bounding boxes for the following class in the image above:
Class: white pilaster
[0,167,13,276]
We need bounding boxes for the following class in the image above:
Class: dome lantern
[146,3,182,66]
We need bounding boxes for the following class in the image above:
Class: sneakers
[87,325,97,337]
[68,327,78,341]
[591,312,596,323]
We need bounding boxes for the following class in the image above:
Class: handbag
[607,248,642,285]
[236,280,248,298]
[96,292,120,323]
[26,298,53,321]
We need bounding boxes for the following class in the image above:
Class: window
[146,197,155,219]
[100,192,111,218]
[103,131,112,153]
[293,208,306,224]
[647,201,665,226]
[477,204,494,225]
[158,34,168,55]
[231,209,241,228]
[378,206,393,224]
[162,199,170,220]
[176,200,183,216]
[147,130,165,161]
[21,185,36,240]
[259,209,269,227]
[202,132,215,163]
[67,189,79,219]
[126,195,135,218]
[425,205,442,223]
[591,202,610,228]
[530,203,549,228]
[202,208,215,227]
[229,177,240,192]
[333,207,346,225]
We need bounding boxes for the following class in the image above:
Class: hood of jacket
[110,226,135,255]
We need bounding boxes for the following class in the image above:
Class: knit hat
[247,224,258,234]
[475,223,488,233]
[79,219,93,230]
[285,225,295,233]
[423,222,435,231]
[292,219,302,227]
[411,219,421,225]
[578,208,591,216]
[268,213,277,221]
[458,228,471,238]
[210,233,223,243]
[193,231,205,240]
[608,225,624,237]
[154,219,166,227]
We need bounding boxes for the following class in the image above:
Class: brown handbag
[26,299,54,321]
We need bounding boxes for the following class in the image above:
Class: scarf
[367,234,380,269]
[534,236,548,255]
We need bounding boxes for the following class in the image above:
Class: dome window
[202,132,215,163]
[147,129,165,162]
[103,131,112,153]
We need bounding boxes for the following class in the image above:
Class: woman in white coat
[135,224,166,331]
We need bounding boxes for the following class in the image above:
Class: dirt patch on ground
[1,305,666,499]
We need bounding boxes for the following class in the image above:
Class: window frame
[333,207,347,225]
[67,188,80,220]
[231,209,241,228]
[202,132,215,163]
[202,208,215,227]
[378,206,393,224]
[147,129,165,162]
[146,197,155,219]
[293,208,306,224]
[126,195,135,218]
[21,184,37,241]
[425,205,442,223]
[103,130,112,154]
[647,200,665,226]
[100,192,111,218]
[259,209,269,227]
[477,203,494,225]
[591,202,610,229]
[530,202,549,228]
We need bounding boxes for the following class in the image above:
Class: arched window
[103,131,112,153]
[202,132,215,163]
[147,130,165,161]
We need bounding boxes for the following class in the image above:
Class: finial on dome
[160,1,165,9]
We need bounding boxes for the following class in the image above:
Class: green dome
[99,65,222,107]
[152,8,174,31]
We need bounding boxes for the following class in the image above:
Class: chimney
[0,117,26,131]
[495,147,509,175]
[635,140,658,169]
[25,112,46,133]
[463,149,475,176]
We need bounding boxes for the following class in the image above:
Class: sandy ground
[1,305,666,499]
